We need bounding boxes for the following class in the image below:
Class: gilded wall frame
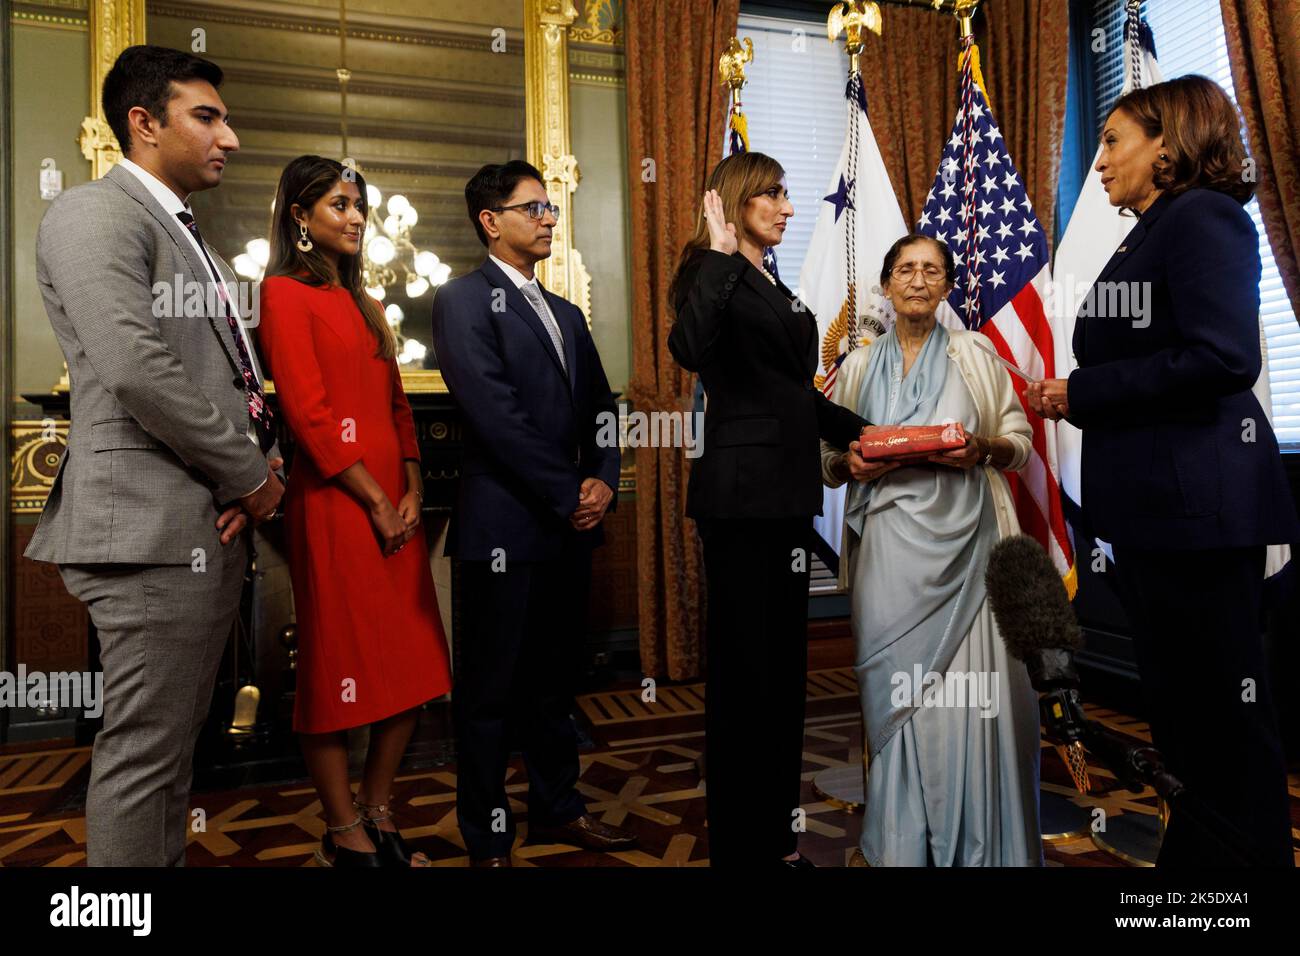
[524,0,591,320]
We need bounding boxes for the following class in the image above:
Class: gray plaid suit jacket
[25,162,269,565]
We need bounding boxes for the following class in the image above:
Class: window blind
[735,12,852,282]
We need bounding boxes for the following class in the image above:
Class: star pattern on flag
[915,77,1049,328]
[823,174,856,223]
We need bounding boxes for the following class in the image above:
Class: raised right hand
[370,498,409,556]
[703,189,738,255]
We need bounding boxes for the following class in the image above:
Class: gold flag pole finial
[827,2,883,74]
[719,36,754,107]
[953,0,981,40]
[952,0,989,109]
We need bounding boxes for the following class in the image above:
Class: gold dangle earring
[297,222,314,253]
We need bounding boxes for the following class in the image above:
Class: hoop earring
[297,223,313,253]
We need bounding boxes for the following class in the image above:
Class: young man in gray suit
[24,45,283,866]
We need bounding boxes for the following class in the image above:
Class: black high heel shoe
[355,799,430,868]
[314,815,383,868]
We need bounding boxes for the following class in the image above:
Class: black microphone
[985,535,1090,754]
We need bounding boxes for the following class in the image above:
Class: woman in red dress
[256,155,452,868]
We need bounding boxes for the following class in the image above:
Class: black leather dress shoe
[470,856,512,868]
[527,814,637,851]
[781,853,816,869]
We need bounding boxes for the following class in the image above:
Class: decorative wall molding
[569,72,623,88]
[10,422,66,514]
[230,109,521,150]
[568,45,622,85]
[228,147,491,179]
[218,60,523,110]
[14,0,86,9]
[569,0,620,46]
[568,46,621,69]
[147,0,524,54]
[11,6,88,30]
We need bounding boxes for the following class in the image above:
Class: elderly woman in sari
[820,233,1043,866]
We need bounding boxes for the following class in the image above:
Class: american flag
[916,37,1076,592]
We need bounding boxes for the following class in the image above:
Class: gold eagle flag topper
[719,37,754,152]
[827,2,882,72]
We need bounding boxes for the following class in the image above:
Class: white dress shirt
[489,253,566,361]
[489,252,539,296]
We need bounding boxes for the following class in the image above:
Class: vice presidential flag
[915,37,1076,593]
[798,70,908,556]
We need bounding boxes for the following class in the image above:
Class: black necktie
[176,211,275,453]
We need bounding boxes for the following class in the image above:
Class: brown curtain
[860,0,1070,247]
[1222,0,1300,315]
[858,9,962,228]
[624,0,738,680]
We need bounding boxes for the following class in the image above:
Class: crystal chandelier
[359,185,451,366]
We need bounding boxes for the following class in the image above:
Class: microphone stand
[1038,686,1265,867]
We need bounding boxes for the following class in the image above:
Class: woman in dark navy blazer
[1029,76,1298,867]
[669,152,868,868]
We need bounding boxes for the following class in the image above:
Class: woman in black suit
[669,152,869,868]
[1029,75,1297,867]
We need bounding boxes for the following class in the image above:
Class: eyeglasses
[890,265,948,284]
[491,200,561,222]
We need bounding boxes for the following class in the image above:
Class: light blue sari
[847,324,1042,866]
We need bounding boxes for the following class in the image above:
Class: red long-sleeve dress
[258,275,451,733]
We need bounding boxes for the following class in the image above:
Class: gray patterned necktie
[519,281,567,374]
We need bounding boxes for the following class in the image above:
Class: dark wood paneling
[588,494,636,631]
[12,520,87,673]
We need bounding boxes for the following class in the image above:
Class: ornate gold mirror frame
[77,0,146,179]
[525,0,591,321]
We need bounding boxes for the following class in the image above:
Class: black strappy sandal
[314,814,384,868]
[355,798,431,868]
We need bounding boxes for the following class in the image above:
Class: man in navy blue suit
[431,161,634,866]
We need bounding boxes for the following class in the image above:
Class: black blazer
[668,249,867,520]
[431,257,620,561]
[1068,188,1298,550]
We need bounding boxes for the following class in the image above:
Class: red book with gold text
[857,423,967,462]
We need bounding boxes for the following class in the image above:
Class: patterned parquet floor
[2,668,1297,867]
